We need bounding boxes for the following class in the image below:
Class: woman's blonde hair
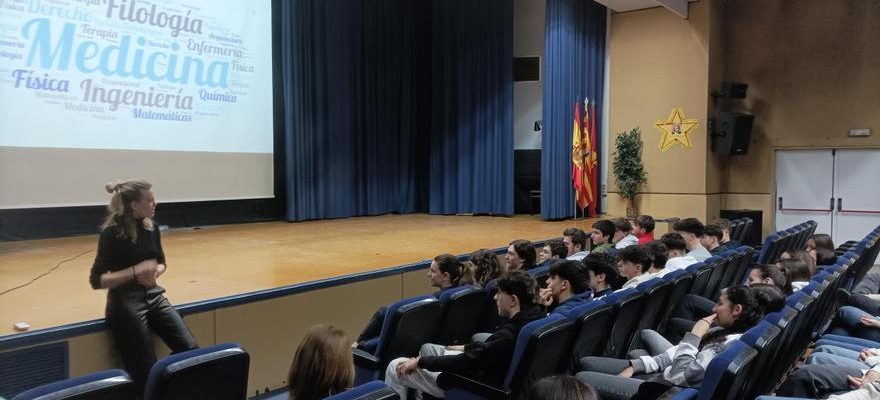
[288,324,354,400]
[101,179,154,243]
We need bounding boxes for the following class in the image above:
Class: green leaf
[611,127,647,200]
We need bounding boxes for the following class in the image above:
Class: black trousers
[106,286,198,395]
[776,364,863,398]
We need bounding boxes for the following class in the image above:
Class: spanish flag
[585,99,599,217]
[572,101,589,210]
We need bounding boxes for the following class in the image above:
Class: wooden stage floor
[0,214,595,336]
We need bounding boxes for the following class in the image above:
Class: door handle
[778,197,783,211]
[838,198,843,211]
[830,197,835,211]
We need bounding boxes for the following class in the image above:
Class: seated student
[384,270,544,400]
[633,215,656,245]
[538,260,592,316]
[537,240,568,268]
[780,249,818,276]
[564,228,590,261]
[612,218,639,249]
[827,306,880,343]
[527,375,599,400]
[507,239,538,270]
[355,254,465,348]
[807,233,835,255]
[779,258,812,292]
[576,285,765,400]
[617,245,655,291]
[646,241,669,276]
[661,232,698,273]
[839,272,880,317]
[673,218,713,261]
[701,224,725,255]
[289,324,354,400]
[589,220,616,255]
[584,252,619,300]
[776,355,880,399]
[747,263,788,292]
[464,249,506,287]
[712,218,741,250]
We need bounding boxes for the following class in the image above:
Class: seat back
[702,256,729,301]
[439,287,488,345]
[657,269,694,334]
[696,340,757,400]
[567,301,615,366]
[602,289,646,358]
[729,247,755,288]
[528,265,551,288]
[143,343,250,400]
[325,381,399,400]
[376,298,443,362]
[12,370,135,400]
[630,279,673,350]
[739,321,782,399]
[687,262,712,296]
[502,314,575,396]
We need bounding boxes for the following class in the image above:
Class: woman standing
[89,180,197,393]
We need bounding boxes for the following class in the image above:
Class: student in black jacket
[385,270,543,399]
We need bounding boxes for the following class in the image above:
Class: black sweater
[418,305,545,385]
[89,222,165,290]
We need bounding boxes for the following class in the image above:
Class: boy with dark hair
[583,253,618,299]
[563,228,589,261]
[612,218,638,249]
[646,240,669,276]
[634,215,656,245]
[537,240,568,268]
[385,270,543,399]
[701,224,725,254]
[539,260,592,316]
[672,218,712,261]
[712,218,741,249]
[617,245,655,290]
[661,232,698,272]
[590,220,615,255]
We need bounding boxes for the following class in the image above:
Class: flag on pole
[572,101,589,210]
[586,98,599,217]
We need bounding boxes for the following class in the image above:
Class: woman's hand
[396,357,420,376]
[538,288,554,306]
[859,315,880,329]
[134,259,160,287]
[691,314,717,337]
[858,349,879,362]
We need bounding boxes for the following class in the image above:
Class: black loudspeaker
[713,112,754,156]
[720,82,748,98]
[513,57,540,82]
[720,209,763,247]
[514,150,541,214]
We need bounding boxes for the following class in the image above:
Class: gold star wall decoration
[655,107,699,152]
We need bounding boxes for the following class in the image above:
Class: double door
[775,149,880,244]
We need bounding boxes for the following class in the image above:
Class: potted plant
[612,127,647,218]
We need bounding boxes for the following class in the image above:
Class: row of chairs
[666,224,880,400]
[13,343,250,400]
[755,220,818,265]
[729,217,753,245]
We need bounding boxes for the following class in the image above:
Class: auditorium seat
[439,313,574,400]
[701,256,729,301]
[325,381,398,400]
[12,369,135,400]
[629,278,672,350]
[685,261,712,297]
[657,269,694,334]
[565,300,615,369]
[601,288,646,358]
[738,321,783,399]
[143,342,250,400]
[693,340,757,400]
[438,286,488,345]
[353,296,443,385]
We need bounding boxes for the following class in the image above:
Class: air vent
[0,342,68,398]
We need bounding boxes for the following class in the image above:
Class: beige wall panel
[721,193,773,238]
[214,276,400,396]
[66,332,121,377]
[606,193,710,223]
[608,2,711,195]
[721,0,880,194]
[402,269,434,299]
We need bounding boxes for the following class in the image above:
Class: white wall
[513,0,546,150]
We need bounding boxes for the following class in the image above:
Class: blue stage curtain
[541,0,606,220]
[428,0,514,215]
[280,0,514,221]
[280,0,430,221]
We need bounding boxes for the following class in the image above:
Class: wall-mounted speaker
[713,112,754,156]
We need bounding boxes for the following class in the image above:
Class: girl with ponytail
[89,180,198,396]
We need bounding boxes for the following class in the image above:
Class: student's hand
[858,349,879,362]
[538,288,554,306]
[396,357,420,376]
[849,375,864,389]
[445,345,464,352]
[618,366,634,378]
[860,315,880,329]
[691,314,716,337]
[863,370,880,387]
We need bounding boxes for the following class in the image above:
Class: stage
[0,214,595,336]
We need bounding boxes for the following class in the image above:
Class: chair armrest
[352,348,381,370]
[438,373,511,400]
